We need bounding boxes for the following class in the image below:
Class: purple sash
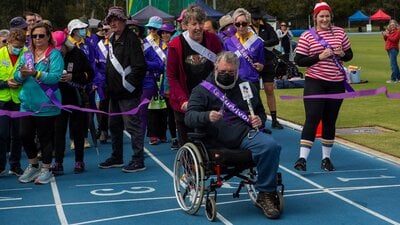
[230,35,259,73]
[200,81,250,124]
[309,28,354,92]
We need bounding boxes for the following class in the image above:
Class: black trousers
[147,108,167,138]
[20,115,57,164]
[54,109,86,163]
[0,101,21,169]
[301,77,345,142]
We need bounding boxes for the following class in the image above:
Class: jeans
[0,101,21,170]
[240,131,281,192]
[109,98,144,163]
[387,48,400,81]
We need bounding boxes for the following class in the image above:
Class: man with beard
[184,51,282,219]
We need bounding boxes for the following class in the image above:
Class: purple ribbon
[280,86,398,100]
[0,98,150,118]
[309,28,354,92]
[200,81,250,124]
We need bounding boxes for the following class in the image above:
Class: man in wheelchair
[184,51,282,219]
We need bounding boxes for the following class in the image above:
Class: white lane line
[0,197,22,202]
[312,168,388,174]
[75,180,157,187]
[50,177,68,225]
[0,187,32,192]
[280,165,400,225]
[124,131,233,225]
[337,175,396,182]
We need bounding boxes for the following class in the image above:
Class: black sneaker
[271,120,283,129]
[98,158,124,169]
[321,158,335,171]
[9,166,24,176]
[256,191,280,219]
[294,158,307,171]
[122,161,146,173]
[170,138,179,150]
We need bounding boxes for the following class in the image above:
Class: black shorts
[260,61,276,83]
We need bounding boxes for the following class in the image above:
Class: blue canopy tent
[194,0,223,19]
[348,10,370,31]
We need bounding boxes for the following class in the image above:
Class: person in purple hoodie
[141,16,165,145]
[223,8,265,89]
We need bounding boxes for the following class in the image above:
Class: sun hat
[219,15,234,31]
[67,19,88,35]
[105,6,128,23]
[176,9,187,22]
[313,2,331,15]
[145,16,163,29]
[52,31,67,50]
[159,23,175,33]
[9,17,28,30]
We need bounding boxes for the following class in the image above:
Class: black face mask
[216,72,235,86]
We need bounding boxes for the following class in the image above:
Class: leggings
[301,77,344,142]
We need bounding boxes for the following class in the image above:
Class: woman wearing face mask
[67,19,97,149]
[0,29,27,177]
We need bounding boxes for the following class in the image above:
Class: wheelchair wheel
[173,143,205,215]
[243,169,258,205]
[277,191,284,212]
[205,196,217,221]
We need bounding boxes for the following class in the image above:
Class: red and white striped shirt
[295,26,351,81]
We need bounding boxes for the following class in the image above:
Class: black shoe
[9,166,24,176]
[170,138,179,150]
[321,158,335,171]
[294,158,307,171]
[256,191,280,219]
[122,161,146,173]
[98,158,124,169]
[271,120,283,129]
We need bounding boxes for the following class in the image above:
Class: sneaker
[70,140,75,150]
[160,137,167,143]
[84,138,91,148]
[74,162,85,174]
[256,191,280,219]
[386,80,396,83]
[294,158,307,171]
[171,138,179,150]
[271,120,283,129]
[0,169,6,176]
[18,165,41,183]
[34,168,53,184]
[149,137,158,145]
[50,162,64,176]
[9,166,24,176]
[98,157,124,169]
[99,131,108,144]
[122,161,146,173]
[321,158,335,171]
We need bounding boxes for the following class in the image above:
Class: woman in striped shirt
[293,2,353,172]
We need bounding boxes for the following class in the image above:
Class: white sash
[242,34,258,50]
[97,40,108,59]
[182,31,216,63]
[108,41,135,93]
[145,36,166,62]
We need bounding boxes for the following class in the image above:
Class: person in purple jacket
[223,8,265,89]
[141,16,165,144]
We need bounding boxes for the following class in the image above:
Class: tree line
[0,0,398,30]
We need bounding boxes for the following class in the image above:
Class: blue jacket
[14,48,64,116]
[143,36,165,90]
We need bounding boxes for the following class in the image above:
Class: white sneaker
[18,165,40,183]
[34,168,53,184]
[84,138,91,148]
[386,80,396,83]
[70,140,75,150]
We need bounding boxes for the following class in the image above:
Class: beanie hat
[313,2,331,15]
[145,16,162,29]
[52,31,67,50]
[9,17,28,30]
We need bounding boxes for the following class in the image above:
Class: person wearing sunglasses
[223,8,265,89]
[0,29,10,49]
[276,21,294,62]
[14,22,64,184]
[0,29,27,178]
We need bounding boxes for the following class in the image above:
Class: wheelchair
[173,132,284,221]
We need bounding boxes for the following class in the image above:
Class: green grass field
[268,34,400,158]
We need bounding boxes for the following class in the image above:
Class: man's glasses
[234,22,248,27]
[32,34,46,39]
